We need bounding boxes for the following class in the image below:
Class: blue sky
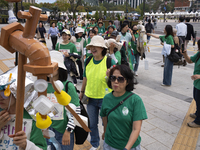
[36,0,56,4]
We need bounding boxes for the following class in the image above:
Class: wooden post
[15,53,27,133]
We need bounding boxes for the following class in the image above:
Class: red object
[113,65,116,68]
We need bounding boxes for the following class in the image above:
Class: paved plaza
[0,21,199,150]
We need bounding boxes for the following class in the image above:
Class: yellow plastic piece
[4,73,12,97]
[54,90,71,106]
[36,112,52,129]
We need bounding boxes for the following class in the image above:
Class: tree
[77,5,86,12]
[0,0,8,9]
[94,11,99,20]
[104,9,107,16]
[56,0,70,12]
[68,0,82,18]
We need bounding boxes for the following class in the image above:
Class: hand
[129,29,133,35]
[180,49,187,55]
[0,110,11,129]
[191,75,200,80]
[106,69,110,77]
[9,131,27,149]
[48,37,49,40]
[161,42,164,46]
[64,52,69,57]
[79,92,84,100]
[62,130,70,145]
[109,43,115,54]
[102,132,105,140]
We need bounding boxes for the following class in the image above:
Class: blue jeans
[147,35,151,41]
[46,127,74,150]
[163,57,173,85]
[134,53,140,72]
[87,98,103,148]
[194,87,200,125]
[103,141,141,150]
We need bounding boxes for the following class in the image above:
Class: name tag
[75,42,81,52]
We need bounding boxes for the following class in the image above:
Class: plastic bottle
[105,88,109,95]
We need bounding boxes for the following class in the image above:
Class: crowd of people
[0,14,199,150]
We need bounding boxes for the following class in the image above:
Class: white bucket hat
[50,51,67,70]
[75,27,84,34]
[86,36,107,50]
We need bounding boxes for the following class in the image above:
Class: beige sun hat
[62,29,71,35]
[50,50,67,70]
[86,35,107,50]
[75,27,84,34]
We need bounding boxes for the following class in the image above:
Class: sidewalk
[0,23,198,150]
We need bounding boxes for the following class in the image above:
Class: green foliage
[0,0,8,9]
[151,0,162,12]
[56,0,70,12]
[99,10,102,18]
[135,6,141,14]
[104,9,107,16]
[94,11,99,20]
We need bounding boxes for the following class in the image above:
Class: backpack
[65,81,90,145]
[145,24,152,33]
[85,55,112,68]
[167,40,182,63]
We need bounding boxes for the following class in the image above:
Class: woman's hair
[38,22,44,28]
[88,29,97,37]
[148,19,151,24]
[107,65,134,91]
[121,23,128,31]
[58,68,68,82]
[109,20,113,24]
[93,26,98,31]
[75,32,83,39]
[51,22,55,26]
[102,48,107,56]
[165,25,174,38]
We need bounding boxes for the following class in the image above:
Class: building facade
[22,0,35,4]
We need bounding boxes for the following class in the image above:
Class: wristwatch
[67,127,73,133]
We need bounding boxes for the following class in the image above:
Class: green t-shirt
[57,22,63,30]
[0,109,47,150]
[82,26,87,34]
[55,42,78,54]
[98,26,105,34]
[190,52,200,90]
[159,35,174,45]
[114,51,121,65]
[76,38,82,56]
[100,91,147,149]
[83,57,116,77]
[131,33,139,54]
[47,80,80,133]
[83,38,93,58]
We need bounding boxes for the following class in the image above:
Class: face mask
[133,30,138,34]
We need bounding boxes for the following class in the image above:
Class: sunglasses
[110,75,126,83]
[0,91,9,99]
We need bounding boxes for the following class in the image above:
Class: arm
[102,117,107,140]
[124,120,142,150]
[79,77,87,100]
[182,50,193,63]
[147,33,160,39]
[48,28,51,39]
[191,75,200,80]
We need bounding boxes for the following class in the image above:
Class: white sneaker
[135,71,138,76]
[89,146,100,150]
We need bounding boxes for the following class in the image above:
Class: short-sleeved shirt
[114,51,121,65]
[98,26,105,34]
[119,32,132,45]
[131,33,139,54]
[100,91,147,149]
[190,52,200,90]
[55,42,77,54]
[159,35,174,45]
[47,80,80,133]
[57,22,63,30]
[83,38,93,58]
[36,27,46,38]
[83,57,116,77]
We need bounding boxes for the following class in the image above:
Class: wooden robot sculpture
[0,5,90,137]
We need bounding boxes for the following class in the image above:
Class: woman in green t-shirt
[147,25,174,86]
[55,29,78,86]
[100,65,147,150]
[182,40,200,128]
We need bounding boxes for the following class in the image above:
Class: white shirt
[176,22,187,37]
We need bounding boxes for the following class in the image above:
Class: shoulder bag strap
[107,93,134,122]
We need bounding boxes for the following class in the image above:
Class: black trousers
[76,59,83,80]
[51,36,57,50]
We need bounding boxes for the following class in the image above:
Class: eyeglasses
[110,75,126,83]
[0,91,9,99]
